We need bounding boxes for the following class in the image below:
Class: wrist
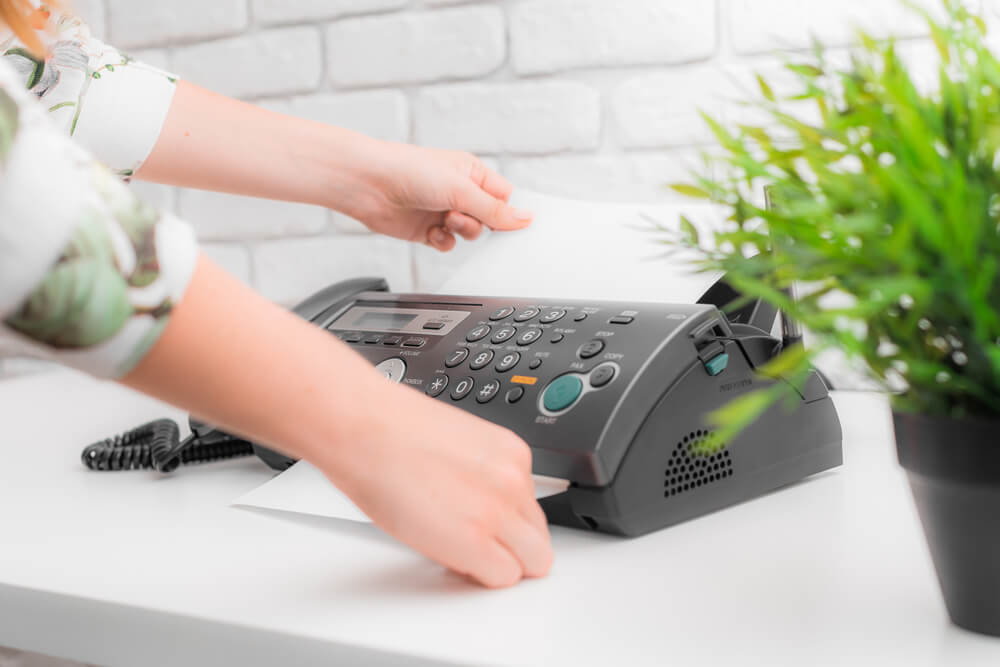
[290,121,390,214]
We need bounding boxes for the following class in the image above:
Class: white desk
[1,370,998,667]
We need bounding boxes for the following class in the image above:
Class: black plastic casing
[253,281,843,537]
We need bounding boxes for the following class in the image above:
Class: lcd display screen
[354,311,419,331]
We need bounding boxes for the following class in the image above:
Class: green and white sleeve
[0,60,197,378]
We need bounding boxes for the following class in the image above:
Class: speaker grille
[664,430,733,498]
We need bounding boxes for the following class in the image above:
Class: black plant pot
[894,410,1000,636]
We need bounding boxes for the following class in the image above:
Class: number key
[491,326,518,344]
[516,328,544,346]
[466,325,492,342]
[495,351,521,373]
[445,348,470,368]
[469,350,495,370]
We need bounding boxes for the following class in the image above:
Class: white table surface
[1,370,999,667]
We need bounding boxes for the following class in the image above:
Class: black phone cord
[81,419,254,474]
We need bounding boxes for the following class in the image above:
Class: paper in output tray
[233,461,570,524]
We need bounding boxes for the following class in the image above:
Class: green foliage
[671,0,1000,421]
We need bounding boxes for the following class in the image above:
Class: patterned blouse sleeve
[1,8,178,177]
[0,60,198,378]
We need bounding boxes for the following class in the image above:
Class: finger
[469,157,514,202]
[469,534,525,589]
[427,226,457,252]
[454,182,534,232]
[497,517,553,579]
[520,496,551,537]
[481,168,515,203]
[387,514,521,589]
[445,211,485,241]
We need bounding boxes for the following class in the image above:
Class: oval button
[466,325,492,342]
[445,347,470,368]
[495,351,521,373]
[590,364,616,388]
[542,375,583,413]
[514,308,541,322]
[426,374,449,397]
[516,329,544,346]
[375,358,407,383]
[469,349,495,371]
[451,377,476,401]
[491,326,518,344]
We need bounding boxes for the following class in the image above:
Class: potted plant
[670,0,1000,636]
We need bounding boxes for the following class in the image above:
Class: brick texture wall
[0,0,993,376]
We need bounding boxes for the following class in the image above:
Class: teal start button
[542,375,584,412]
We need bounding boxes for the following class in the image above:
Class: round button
[516,329,544,346]
[514,308,541,323]
[495,351,521,373]
[491,326,518,344]
[445,348,470,368]
[549,333,565,344]
[469,349,495,371]
[451,377,475,401]
[466,325,492,342]
[426,374,449,397]
[590,364,616,388]
[490,307,515,321]
[506,386,525,404]
[539,309,567,324]
[578,339,605,359]
[573,312,589,322]
[375,358,407,383]
[529,358,543,370]
[542,375,583,413]
[476,380,501,404]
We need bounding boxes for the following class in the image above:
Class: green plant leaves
[669,183,711,200]
[668,0,1000,423]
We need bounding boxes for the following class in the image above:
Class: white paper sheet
[233,461,571,524]
[234,189,724,525]
[439,189,725,304]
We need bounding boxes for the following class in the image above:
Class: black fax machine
[249,276,843,537]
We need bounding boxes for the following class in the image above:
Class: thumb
[454,181,534,231]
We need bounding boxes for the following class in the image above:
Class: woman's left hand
[342,142,534,252]
[137,83,534,251]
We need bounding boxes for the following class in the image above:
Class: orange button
[511,376,538,386]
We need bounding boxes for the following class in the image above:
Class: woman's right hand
[123,256,552,589]
[319,380,554,589]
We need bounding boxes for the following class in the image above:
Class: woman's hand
[339,142,534,252]
[323,378,554,588]
[138,83,534,251]
[124,256,553,589]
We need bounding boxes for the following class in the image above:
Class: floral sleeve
[1,7,178,177]
[0,60,197,378]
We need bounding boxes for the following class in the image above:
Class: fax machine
[248,276,844,537]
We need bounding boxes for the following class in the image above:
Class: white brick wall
[0,0,979,378]
[58,0,992,311]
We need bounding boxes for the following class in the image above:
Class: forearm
[121,253,388,473]
[135,81,384,214]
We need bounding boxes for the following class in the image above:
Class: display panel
[354,311,418,331]
[329,304,471,336]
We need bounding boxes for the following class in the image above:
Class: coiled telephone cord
[81,418,254,474]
